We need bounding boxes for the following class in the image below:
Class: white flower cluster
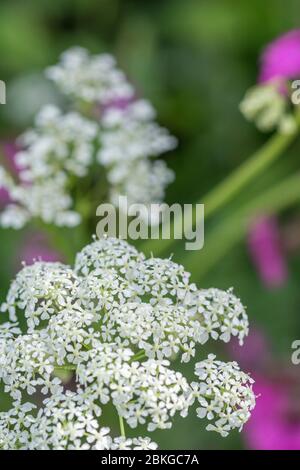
[46,47,135,105]
[0,393,158,450]
[0,237,255,449]
[19,105,98,179]
[192,354,256,437]
[74,239,249,361]
[99,99,176,209]
[0,47,176,228]
[0,106,97,228]
[195,288,249,346]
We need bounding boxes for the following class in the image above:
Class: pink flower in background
[0,141,20,205]
[0,186,10,205]
[248,215,288,289]
[229,327,300,450]
[17,232,62,267]
[2,141,22,173]
[245,376,300,450]
[228,327,270,372]
[259,30,300,84]
[103,96,134,111]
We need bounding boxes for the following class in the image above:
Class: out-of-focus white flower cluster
[99,99,176,209]
[0,47,176,229]
[240,82,297,134]
[46,48,135,105]
[0,237,255,449]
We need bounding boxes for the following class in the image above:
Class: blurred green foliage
[1,0,300,449]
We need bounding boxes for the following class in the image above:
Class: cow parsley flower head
[0,237,255,449]
[18,105,98,179]
[46,47,135,104]
[192,354,255,437]
[98,99,177,166]
[0,48,176,228]
[194,287,249,345]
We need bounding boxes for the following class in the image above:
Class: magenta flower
[0,141,20,205]
[247,215,288,289]
[229,326,300,449]
[227,327,270,372]
[2,141,22,173]
[228,328,300,449]
[259,30,300,84]
[0,186,10,206]
[244,376,300,450]
[103,96,134,111]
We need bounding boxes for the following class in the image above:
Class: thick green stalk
[54,365,76,371]
[203,130,297,218]
[118,414,126,438]
[141,127,298,257]
[182,172,300,279]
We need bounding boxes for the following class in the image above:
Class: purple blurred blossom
[0,140,21,205]
[2,141,22,173]
[248,215,288,289]
[229,328,300,449]
[259,30,300,85]
[227,327,270,372]
[17,232,62,266]
[102,96,135,112]
[0,187,10,205]
[245,376,300,450]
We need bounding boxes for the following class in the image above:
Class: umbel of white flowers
[0,237,255,450]
[0,48,176,229]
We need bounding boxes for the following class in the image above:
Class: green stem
[141,125,299,257]
[203,130,297,218]
[132,351,146,361]
[54,365,77,371]
[183,172,300,279]
[118,414,126,438]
